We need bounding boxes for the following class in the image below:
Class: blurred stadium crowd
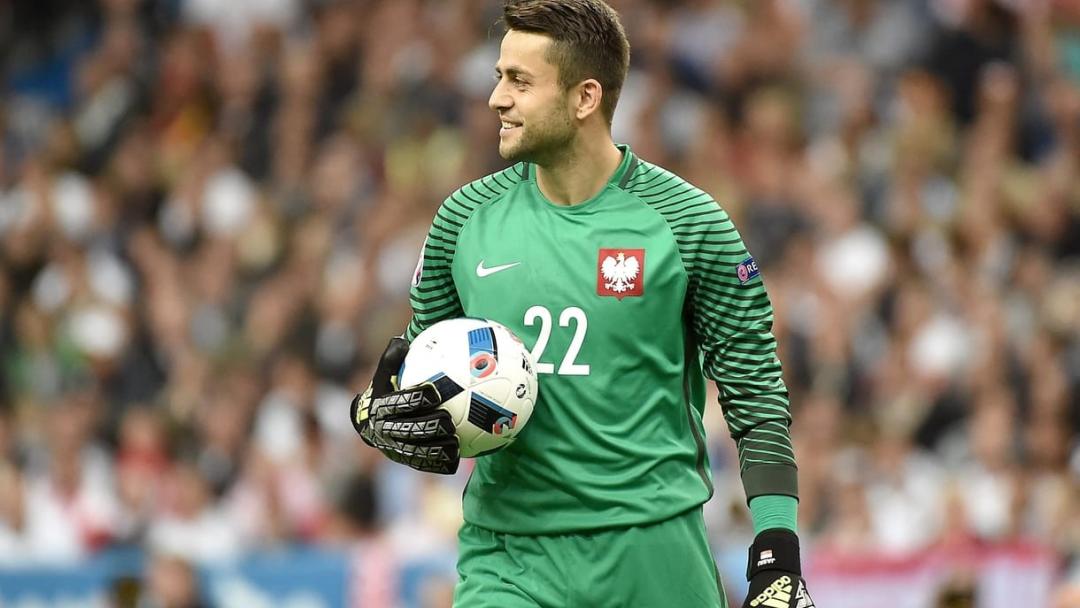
[0,0,1078,606]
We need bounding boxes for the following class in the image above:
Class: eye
[493,71,527,88]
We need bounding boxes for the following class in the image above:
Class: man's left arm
[689,205,814,608]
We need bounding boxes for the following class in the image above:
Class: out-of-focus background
[0,0,1077,606]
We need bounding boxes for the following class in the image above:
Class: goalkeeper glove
[350,337,460,474]
[742,529,815,608]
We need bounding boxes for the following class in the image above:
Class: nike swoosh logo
[476,260,521,277]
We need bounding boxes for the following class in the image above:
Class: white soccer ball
[399,318,538,458]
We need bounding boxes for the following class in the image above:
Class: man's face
[489,30,577,163]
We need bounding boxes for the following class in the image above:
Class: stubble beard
[499,103,576,166]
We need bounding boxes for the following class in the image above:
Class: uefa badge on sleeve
[597,248,644,299]
[736,256,760,284]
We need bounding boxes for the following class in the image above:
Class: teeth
[501,122,518,129]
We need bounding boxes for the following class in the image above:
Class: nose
[489,82,511,113]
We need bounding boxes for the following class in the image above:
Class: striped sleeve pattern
[628,162,798,500]
[405,163,527,341]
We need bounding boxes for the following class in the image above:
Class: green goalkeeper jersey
[406,145,797,535]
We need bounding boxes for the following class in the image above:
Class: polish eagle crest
[601,252,640,293]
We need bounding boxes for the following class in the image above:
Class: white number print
[557,307,590,375]
[523,306,590,376]
[523,305,555,375]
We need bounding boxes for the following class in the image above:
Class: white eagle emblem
[601,252,640,293]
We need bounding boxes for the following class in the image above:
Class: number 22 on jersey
[523,306,590,376]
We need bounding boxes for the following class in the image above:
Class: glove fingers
[372,337,411,397]
[743,574,813,608]
[356,342,461,475]
[370,383,443,418]
[378,436,460,475]
[375,410,456,442]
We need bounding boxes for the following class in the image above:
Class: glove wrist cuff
[746,528,801,581]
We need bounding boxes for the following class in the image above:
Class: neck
[534,133,623,206]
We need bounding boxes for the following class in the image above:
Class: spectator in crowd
[137,552,207,608]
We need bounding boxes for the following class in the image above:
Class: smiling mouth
[500,120,522,133]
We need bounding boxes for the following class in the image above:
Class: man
[351,1,813,606]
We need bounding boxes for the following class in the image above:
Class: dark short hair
[503,0,630,124]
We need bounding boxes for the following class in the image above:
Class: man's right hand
[350,337,461,474]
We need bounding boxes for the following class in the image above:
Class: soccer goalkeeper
[350,1,814,606]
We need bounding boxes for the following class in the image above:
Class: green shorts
[453,507,726,608]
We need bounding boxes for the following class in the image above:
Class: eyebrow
[495,65,533,79]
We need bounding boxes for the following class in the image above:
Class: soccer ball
[398,318,538,458]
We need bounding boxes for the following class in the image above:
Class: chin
[499,144,529,163]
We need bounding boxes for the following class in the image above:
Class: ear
[573,79,604,121]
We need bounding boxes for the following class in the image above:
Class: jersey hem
[461,497,712,537]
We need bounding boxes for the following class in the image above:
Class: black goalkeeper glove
[349,337,461,474]
[742,529,815,608]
